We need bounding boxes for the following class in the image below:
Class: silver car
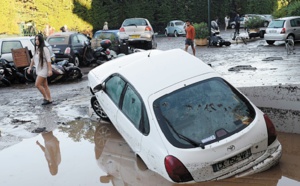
[164,20,186,37]
[264,16,300,45]
[119,18,157,50]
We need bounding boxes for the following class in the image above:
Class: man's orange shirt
[185,25,195,40]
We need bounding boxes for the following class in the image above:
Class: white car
[0,36,55,62]
[119,18,157,50]
[88,49,282,183]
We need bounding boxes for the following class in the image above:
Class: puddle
[0,119,299,186]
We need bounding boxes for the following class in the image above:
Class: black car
[46,32,89,66]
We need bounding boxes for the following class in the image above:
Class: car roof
[0,36,35,41]
[94,30,119,34]
[90,49,217,99]
[275,16,300,20]
[48,31,78,37]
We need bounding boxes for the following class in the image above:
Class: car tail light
[64,47,71,54]
[280,28,286,34]
[145,26,152,31]
[165,155,193,182]
[119,27,125,32]
[264,114,277,145]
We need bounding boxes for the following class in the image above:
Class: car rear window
[1,41,22,54]
[47,37,69,45]
[268,20,285,28]
[153,77,255,148]
[123,19,148,26]
[94,32,118,41]
[175,21,184,26]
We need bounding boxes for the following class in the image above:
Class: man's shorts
[185,39,194,46]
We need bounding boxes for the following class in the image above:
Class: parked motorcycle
[24,60,82,83]
[0,58,26,86]
[208,20,231,47]
[82,39,118,66]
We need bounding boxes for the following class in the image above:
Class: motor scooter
[82,39,118,66]
[24,60,82,83]
[0,58,26,85]
[208,20,231,47]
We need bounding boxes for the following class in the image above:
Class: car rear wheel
[73,56,80,67]
[91,96,109,120]
[266,40,275,45]
[231,24,235,29]
[287,35,295,42]
[174,31,178,37]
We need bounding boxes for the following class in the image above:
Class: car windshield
[47,37,68,45]
[268,20,285,28]
[153,77,255,148]
[175,21,184,26]
[123,19,148,26]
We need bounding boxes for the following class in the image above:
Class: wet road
[0,32,300,185]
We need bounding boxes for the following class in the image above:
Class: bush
[193,22,209,39]
[246,16,265,29]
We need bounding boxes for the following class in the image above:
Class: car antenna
[148,50,152,57]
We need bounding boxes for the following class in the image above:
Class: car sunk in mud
[88,48,282,183]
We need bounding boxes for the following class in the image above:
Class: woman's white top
[33,47,51,78]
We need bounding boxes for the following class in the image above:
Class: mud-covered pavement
[0,30,300,185]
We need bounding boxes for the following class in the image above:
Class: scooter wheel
[1,78,11,86]
[69,68,82,80]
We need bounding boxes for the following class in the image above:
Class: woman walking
[27,34,53,105]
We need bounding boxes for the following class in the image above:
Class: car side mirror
[93,82,105,93]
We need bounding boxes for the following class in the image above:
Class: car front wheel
[165,30,168,37]
[73,56,80,67]
[91,96,109,120]
[266,40,275,45]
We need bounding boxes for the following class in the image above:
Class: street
[0,32,300,186]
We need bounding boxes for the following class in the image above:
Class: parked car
[46,32,90,66]
[164,20,186,37]
[264,16,300,45]
[88,48,282,183]
[92,30,121,54]
[230,14,269,29]
[119,18,157,50]
[0,36,55,63]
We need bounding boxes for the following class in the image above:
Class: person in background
[27,34,53,105]
[225,15,230,31]
[103,22,108,30]
[184,20,196,56]
[244,15,249,31]
[234,13,240,34]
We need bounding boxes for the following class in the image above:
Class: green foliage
[246,16,265,29]
[194,22,209,39]
[0,0,283,36]
[273,0,300,18]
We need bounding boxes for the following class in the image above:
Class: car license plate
[130,35,140,39]
[212,149,252,172]
[269,30,277,33]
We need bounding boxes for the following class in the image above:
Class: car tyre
[69,68,82,80]
[174,31,178,37]
[146,41,152,50]
[231,24,235,29]
[287,35,295,42]
[164,30,169,37]
[266,40,275,45]
[91,96,109,120]
[73,56,80,67]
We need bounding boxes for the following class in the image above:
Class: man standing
[225,16,230,31]
[235,13,240,34]
[184,20,196,56]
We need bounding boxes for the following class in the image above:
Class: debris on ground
[262,57,283,61]
[228,65,257,71]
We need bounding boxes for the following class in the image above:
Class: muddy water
[1,119,299,186]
